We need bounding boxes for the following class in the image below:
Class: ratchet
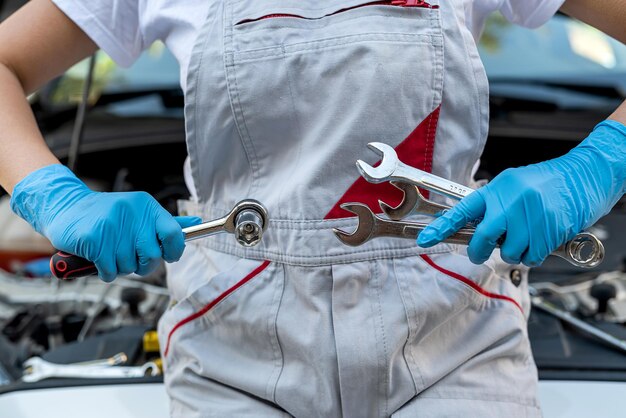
[50,199,268,279]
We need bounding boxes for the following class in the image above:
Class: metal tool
[22,356,160,382]
[529,287,626,354]
[333,203,604,268]
[356,142,604,268]
[71,352,128,367]
[181,199,268,246]
[379,181,449,220]
[335,203,481,245]
[50,199,269,279]
[381,182,479,227]
[357,142,474,200]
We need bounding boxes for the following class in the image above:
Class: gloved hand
[10,164,201,281]
[417,120,626,267]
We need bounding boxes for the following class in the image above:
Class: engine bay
[0,268,168,388]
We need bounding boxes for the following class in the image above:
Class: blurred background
[0,2,625,417]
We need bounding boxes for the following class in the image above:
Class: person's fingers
[499,209,529,265]
[417,192,486,248]
[521,243,550,268]
[135,232,163,276]
[521,201,554,267]
[116,238,138,276]
[175,216,202,229]
[155,212,187,263]
[93,251,117,282]
[81,223,118,282]
[467,212,506,264]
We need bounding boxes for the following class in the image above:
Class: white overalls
[157,1,540,416]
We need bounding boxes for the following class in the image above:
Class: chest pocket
[223,0,444,220]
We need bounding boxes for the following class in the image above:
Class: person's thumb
[174,216,203,229]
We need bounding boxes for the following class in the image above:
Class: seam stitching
[163,260,271,357]
[419,254,523,314]
[234,33,437,60]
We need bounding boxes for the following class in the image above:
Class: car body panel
[0,381,624,417]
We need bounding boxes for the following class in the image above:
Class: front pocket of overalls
[159,259,285,402]
[224,0,443,218]
[393,253,526,394]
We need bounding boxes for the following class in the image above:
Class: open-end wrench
[50,199,269,279]
[22,357,161,382]
[357,142,474,200]
[379,181,449,220]
[71,352,128,367]
[334,203,481,246]
[357,143,605,268]
[333,203,605,268]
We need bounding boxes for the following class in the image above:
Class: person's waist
[178,199,454,266]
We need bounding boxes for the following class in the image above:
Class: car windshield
[40,13,626,116]
[52,42,180,100]
[39,42,181,118]
[479,13,626,81]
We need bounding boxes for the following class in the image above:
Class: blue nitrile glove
[417,120,626,267]
[10,164,201,282]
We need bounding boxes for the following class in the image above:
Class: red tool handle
[50,251,98,279]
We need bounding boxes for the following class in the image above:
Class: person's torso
[141,0,500,91]
[168,0,489,267]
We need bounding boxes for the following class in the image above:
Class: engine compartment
[0,268,168,387]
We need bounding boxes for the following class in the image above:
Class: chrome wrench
[379,181,449,220]
[182,199,268,245]
[333,203,604,268]
[357,143,604,268]
[22,357,160,382]
[51,199,269,279]
[357,142,474,200]
[334,203,477,246]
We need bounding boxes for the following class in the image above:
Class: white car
[1,8,625,418]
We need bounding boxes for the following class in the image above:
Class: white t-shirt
[51,0,565,200]
[52,0,565,91]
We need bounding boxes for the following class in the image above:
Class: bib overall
[158,1,541,416]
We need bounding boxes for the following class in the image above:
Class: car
[479,13,626,417]
[0,8,625,418]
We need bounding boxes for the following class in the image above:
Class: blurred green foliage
[479,12,510,53]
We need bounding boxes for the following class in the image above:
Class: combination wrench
[357,142,474,200]
[50,199,269,279]
[355,142,604,268]
[334,203,478,246]
[380,181,480,228]
[333,203,604,268]
[22,356,160,382]
[379,181,449,220]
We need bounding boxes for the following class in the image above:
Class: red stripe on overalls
[163,260,271,357]
[325,106,441,219]
[420,254,523,313]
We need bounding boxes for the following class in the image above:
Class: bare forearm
[609,101,626,126]
[0,0,97,194]
[561,0,626,44]
[560,0,626,128]
[0,63,60,194]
